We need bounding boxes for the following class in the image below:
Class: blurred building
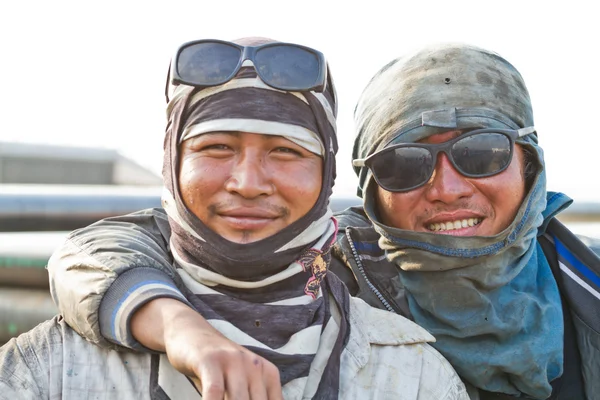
[0,141,161,185]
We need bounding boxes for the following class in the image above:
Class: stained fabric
[155,221,352,398]
[353,43,567,399]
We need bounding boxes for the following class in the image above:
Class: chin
[222,232,270,244]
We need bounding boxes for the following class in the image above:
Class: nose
[224,152,274,198]
[424,153,474,204]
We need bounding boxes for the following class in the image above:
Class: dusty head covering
[353,42,535,197]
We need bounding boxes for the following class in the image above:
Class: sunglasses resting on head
[353,126,536,192]
[165,39,328,102]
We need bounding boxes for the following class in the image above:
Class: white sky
[1,0,599,201]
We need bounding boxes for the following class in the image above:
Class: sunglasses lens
[254,45,321,90]
[177,42,241,85]
[451,133,512,176]
[371,147,434,191]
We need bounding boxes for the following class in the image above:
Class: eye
[275,146,301,154]
[202,144,230,151]
[190,142,234,158]
[272,146,304,157]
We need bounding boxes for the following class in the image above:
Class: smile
[428,218,481,232]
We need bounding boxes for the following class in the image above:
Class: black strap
[538,227,586,400]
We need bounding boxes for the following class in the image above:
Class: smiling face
[375,130,527,236]
[178,131,323,243]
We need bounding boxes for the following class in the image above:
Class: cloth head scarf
[158,37,350,399]
[353,43,569,398]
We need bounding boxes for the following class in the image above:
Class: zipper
[345,227,395,313]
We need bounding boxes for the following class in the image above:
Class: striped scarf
[151,221,351,399]
[154,37,350,399]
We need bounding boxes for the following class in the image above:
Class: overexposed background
[1,0,599,200]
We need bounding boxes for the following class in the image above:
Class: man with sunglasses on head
[0,38,468,400]
[33,43,600,399]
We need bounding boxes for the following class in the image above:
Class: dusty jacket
[0,296,468,399]
[334,207,600,400]
[44,206,600,399]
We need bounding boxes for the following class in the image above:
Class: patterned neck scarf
[157,38,350,399]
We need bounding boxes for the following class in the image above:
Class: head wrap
[164,37,338,280]
[354,43,535,198]
[157,37,350,399]
[353,43,570,398]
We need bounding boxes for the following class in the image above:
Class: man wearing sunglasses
[36,43,600,399]
[346,43,600,399]
[0,38,468,399]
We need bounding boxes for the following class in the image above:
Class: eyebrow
[200,131,242,138]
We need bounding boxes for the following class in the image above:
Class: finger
[223,357,250,400]
[261,360,283,400]
[196,363,226,400]
[247,356,269,400]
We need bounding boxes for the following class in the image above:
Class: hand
[131,298,283,400]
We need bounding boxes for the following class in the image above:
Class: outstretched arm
[133,298,282,399]
[47,207,187,349]
[47,207,283,398]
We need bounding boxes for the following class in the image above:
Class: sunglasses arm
[517,126,536,137]
[352,159,366,167]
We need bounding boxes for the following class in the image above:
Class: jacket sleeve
[47,207,191,351]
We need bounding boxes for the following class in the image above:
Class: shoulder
[575,234,600,258]
[544,219,600,278]
[0,317,66,398]
[68,207,169,241]
[343,298,468,399]
[1,316,153,398]
[334,206,371,231]
[10,316,66,353]
[349,296,433,345]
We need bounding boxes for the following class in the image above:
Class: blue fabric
[100,267,190,350]
[364,133,572,398]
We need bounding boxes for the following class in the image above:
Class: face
[376,130,527,236]
[179,131,323,243]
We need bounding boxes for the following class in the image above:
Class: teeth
[428,218,481,232]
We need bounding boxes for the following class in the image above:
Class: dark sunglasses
[169,39,327,94]
[353,127,536,192]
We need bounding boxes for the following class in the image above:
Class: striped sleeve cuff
[99,267,191,351]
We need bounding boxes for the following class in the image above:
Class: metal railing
[1,184,599,344]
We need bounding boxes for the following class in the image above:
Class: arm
[47,207,189,350]
[133,298,282,399]
[47,208,283,398]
